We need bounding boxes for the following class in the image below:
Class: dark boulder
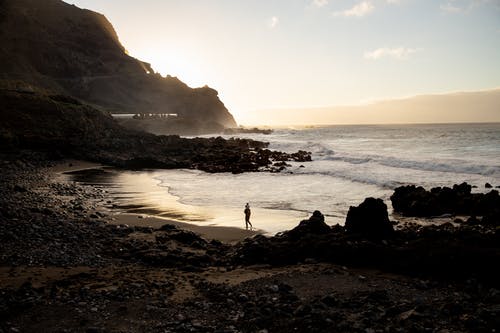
[391,185,437,216]
[453,182,472,195]
[481,212,500,227]
[169,230,207,247]
[391,183,500,222]
[466,216,481,225]
[287,211,331,238]
[345,198,394,239]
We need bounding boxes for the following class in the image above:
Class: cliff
[0,0,237,132]
[0,90,311,172]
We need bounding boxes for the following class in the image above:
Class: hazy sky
[69,0,500,124]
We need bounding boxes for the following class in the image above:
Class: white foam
[155,124,500,233]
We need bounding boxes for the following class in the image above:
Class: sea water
[152,123,500,234]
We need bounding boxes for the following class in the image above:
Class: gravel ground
[0,153,498,332]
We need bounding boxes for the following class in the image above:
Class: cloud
[333,1,375,17]
[364,47,419,60]
[440,0,499,13]
[312,0,329,7]
[268,16,279,29]
[386,0,402,3]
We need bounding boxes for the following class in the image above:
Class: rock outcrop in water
[391,183,500,225]
[0,0,237,134]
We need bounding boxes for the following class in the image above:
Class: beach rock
[481,212,500,227]
[466,216,481,225]
[170,230,208,247]
[291,150,313,162]
[321,295,339,307]
[391,183,500,220]
[345,198,394,239]
[287,211,331,237]
[13,185,27,192]
[391,185,440,216]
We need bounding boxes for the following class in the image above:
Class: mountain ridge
[250,89,500,126]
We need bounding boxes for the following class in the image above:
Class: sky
[69,0,500,125]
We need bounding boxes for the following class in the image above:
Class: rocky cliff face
[0,0,237,131]
[0,90,311,173]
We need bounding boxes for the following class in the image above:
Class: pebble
[0,157,497,333]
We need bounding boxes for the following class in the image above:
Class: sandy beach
[54,160,261,244]
[57,161,307,236]
[1,156,499,332]
[113,213,259,244]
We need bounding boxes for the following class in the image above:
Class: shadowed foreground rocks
[234,204,499,286]
[285,210,331,237]
[1,163,499,332]
[345,197,394,240]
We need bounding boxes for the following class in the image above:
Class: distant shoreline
[237,121,500,129]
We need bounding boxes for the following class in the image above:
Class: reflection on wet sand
[64,168,211,223]
[63,167,307,234]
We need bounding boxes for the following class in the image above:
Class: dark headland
[0,0,237,136]
[0,1,499,332]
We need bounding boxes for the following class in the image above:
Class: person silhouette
[244,203,252,230]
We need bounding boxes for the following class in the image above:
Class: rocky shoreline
[0,90,311,175]
[0,155,499,332]
[391,183,500,224]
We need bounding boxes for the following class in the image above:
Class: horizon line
[237,121,500,128]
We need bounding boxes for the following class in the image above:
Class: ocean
[72,123,500,235]
[149,123,500,234]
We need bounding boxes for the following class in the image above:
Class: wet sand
[53,161,462,243]
[113,213,258,244]
[55,161,260,243]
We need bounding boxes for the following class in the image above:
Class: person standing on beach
[244,203,252,230]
